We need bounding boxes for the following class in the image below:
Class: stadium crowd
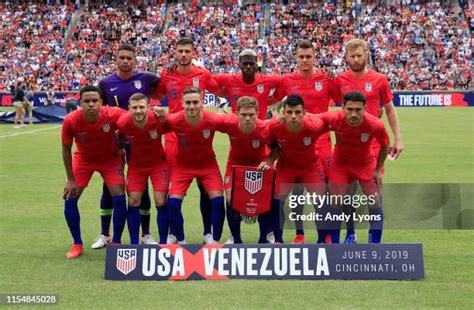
[0,0,471,92]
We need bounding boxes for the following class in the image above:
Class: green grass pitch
[0,107,473,308]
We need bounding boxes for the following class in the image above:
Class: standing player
[334,38,403,243]
[268,94,328,244]
[272,40,340,244]
[156,37,222,244]
[61,86,127,259]
[116,94,170,244]
[214,49,280,120]
[319,91,389,243]
[220,96,279,244]
[95,43,161,248]
[162,86,226,244]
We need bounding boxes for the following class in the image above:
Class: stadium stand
[0,0,471,92]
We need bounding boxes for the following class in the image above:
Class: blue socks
[64,198,82,244]
[369,207,383,243]
[112,194,127,244]
[168,198,185,242]
[226,202,242,243]
[157,204,169,244]
[139,187,151,236]
[328,206,342,244]
[100,183,113,236]
[198,184,212,235]
[210,197,225,242]
[258,212,271,243]
[271,199,284,243]
[127,206,140,244]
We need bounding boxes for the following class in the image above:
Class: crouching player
[61,85,127,259]
[319,91,389,243]
[116,93,170,244]
[268,94,328,243]
[162,86,226,244]
[220,96,280,244]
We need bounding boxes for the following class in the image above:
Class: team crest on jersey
[202,129,210,139]
[360,133,370,142]
[256,84,264,94]
[315,82,323,91]
[116,249,137,275]
[134,80,142,90]
[252,139,260,148]
[192,78,200,87]
[303,137,312,146]
[149,129,158,139]
[365,83,373,92]
[244,171,263,195]
[102,123,110,133]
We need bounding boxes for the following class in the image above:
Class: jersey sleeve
[380,76,394,105]
[155,70,168,95]
[327,78,342,104]
[146,72,161,99]
[204,69,221,94]
[315,111,337,131]
[272,77,287,102]
[61,116,74,146]
[111,107,127,122]
[374,122,390,148]
[98,79,109,106]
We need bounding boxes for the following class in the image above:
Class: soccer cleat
[325,235,332,244]
[292,234,305,244]
[167,234,177,244]
[13,125,20,129]
[266,232,275,244]
[344,234,357,244]
[142,234,158,245]
[66,244,84,259]
[203,233,214,244]
[178,240,187,245]
[90,235,111,249]
[224,236,234,245]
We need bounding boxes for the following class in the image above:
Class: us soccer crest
[116,249,137,275]
[149,129,158,139]
[192,78,200,87]
[244,170,263,195]
[134,80,142,89]
[315,82,323,91]
[256,84,264,94]
[365,83,373,92]
[102,123,110,133]
[360,133,370,142]
[303,137,312,146]
[202,129,210,139]
[252,139,260,148]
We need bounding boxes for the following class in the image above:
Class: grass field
[0,108,473,309]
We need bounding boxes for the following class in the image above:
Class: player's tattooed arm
[62,144,77,199]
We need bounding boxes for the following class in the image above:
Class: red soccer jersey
[116,110,166,168]
[156,66,220,114]
[214,73,280,120]
[273,71,339,113]
[164,110,224,166]
[334,69,394,118]
[220,114,271,165]
[62,106,125,163]
[268,116,327,169]
[318,110,390,164]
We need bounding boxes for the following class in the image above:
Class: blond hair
[345,39,368,52]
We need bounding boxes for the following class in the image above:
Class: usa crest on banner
[231,166,275,221]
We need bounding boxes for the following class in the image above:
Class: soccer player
[268,94,328,244]
[318,91,389,243]
[61,85,127,259]
[162,86,225,244]
[116,93,170,244]
[214,49,280,120]
[156,37,222,244]
[220,96,279,244]
[334,38,403,243]
[272,40,340,244]
[95,43,161,248]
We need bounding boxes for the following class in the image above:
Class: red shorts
[164,133,178,166]
[275,161,326,196]
[73,157,125,188]
[329,160,379,195]
[315,135,332,179]
[169,160,223,196]
[127,160,170,193]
